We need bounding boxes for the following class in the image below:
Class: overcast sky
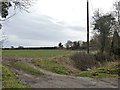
[2,0,115,47]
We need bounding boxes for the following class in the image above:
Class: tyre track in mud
[3,58,118,88]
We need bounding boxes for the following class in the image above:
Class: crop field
[2,50,77,58]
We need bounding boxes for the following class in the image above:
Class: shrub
[113,47,120,56]
[94,53,114,63]
[70,53,98,71]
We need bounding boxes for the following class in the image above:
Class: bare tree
[110,1,120,55]
[65,40,73,49]
[0,0,35,48]
[0,0,35,20]
[113,1,120,22]
[112,1,120,33]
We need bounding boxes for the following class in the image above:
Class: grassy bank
[2,65,27,88]
[32,59,70,75]
[2,50,119,78]
[77,62,119,77]
[12,62,44,75]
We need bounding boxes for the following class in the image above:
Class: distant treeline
[3,47,59,50]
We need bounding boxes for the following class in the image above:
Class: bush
[70,53,98,71]
[94,53,113,63]
[70,52,117,71]
[113,47,120,56]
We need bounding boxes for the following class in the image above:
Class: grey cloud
[3,12,86,47]
[66,26,85,32]
[56,21,86,32]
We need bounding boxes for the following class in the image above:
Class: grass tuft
[12,62,44,75]
[77,62,119,78]
[32,59,69,75]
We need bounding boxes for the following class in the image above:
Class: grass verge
[32,59,69,75]
[2,65,27,88]
[0,64,2,81]
[77,62,119,78]
[12,62,44,75]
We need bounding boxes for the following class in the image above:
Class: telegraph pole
[87,0,89,54]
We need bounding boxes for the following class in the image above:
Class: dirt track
[3,58,118,88]
[11,64,118,88]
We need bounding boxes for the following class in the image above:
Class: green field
[2,50,76,58]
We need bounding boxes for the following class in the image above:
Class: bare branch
[0,11,16,21]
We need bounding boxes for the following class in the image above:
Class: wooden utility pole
[87,0,89,54]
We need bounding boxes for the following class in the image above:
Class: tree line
[63,40,88,50]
